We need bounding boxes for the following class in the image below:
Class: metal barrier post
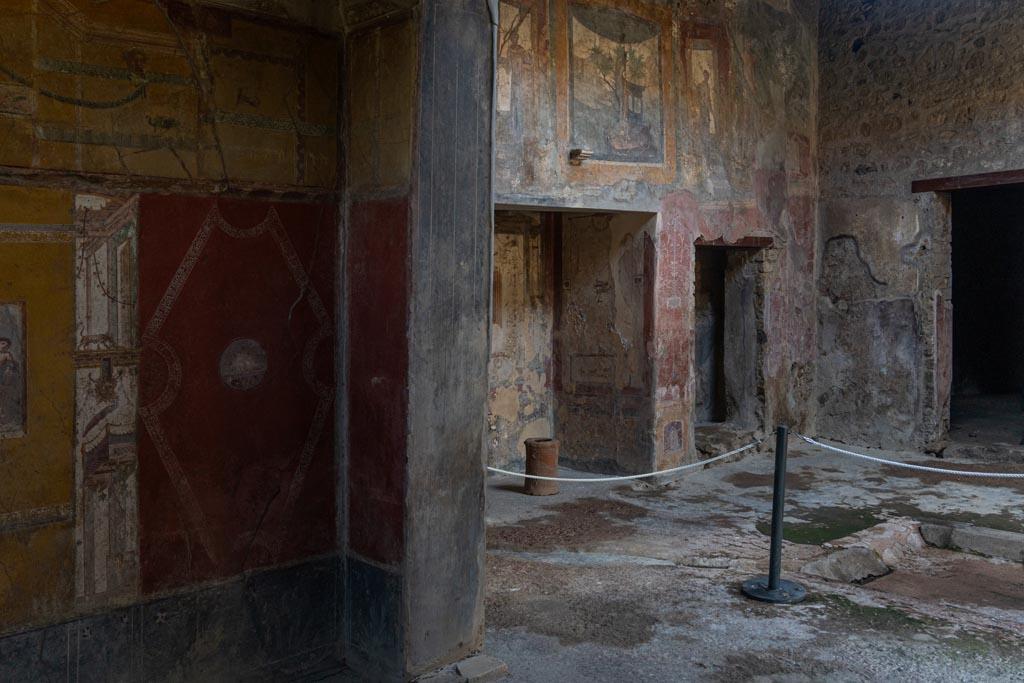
[741,425,807,604]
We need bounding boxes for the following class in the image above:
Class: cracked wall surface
[817,0,1024,449]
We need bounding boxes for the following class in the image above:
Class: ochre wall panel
[347,18,417,192]
[0,212,76,633]
[0,522,75,634]
[0,187,73,225]
[137,195,336,593]
[0,241,75,516]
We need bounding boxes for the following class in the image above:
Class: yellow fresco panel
[80,144,127,176]
[0,187,73,225]
[214,125,296,185]
[37,141,80,173]
[62,0,176,37]
[304,138,337,188]
[0,240,75,513]
[305,37,340,126]
[0,521,75,634]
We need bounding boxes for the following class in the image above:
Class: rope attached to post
[486,437,764,483]
[796,434,1024,479]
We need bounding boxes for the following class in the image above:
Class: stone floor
[949,394,1024,459]
[483,437,1024,682]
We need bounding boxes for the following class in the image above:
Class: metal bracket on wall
[569,149,593,166]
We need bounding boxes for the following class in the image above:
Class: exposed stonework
[817,0,1024,449]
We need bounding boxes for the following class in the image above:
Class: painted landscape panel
[569,4,663,163]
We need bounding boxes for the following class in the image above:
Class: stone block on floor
[456,655,509,683]
[416,654,508,683]
[919,519,1024,563]
[800,547,890,583]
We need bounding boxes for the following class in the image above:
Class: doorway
[950,186,1024,449]
[487,209,656,474]
[693,244,765,448]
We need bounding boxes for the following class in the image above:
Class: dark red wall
[346,196,409,565]
[137,195,337,593]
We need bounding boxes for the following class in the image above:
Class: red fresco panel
[137,195,337,593]
[346,196,409,565]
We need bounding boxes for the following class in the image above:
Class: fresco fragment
[569,4,663,163]
[73,194,141,607]
[0,303,25,438]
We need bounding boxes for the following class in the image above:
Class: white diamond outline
[140,203,333,569]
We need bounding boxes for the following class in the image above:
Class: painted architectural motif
[495,0,555,194]
[73,194,141,607]
[498,2,534,132]
[498,0,537,184]
[681,23,731,195]
[689,43,719,135]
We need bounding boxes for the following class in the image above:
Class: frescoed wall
[0,0,338,190]
[0,186,341,678]
[73,194,141,609]
[0,4,342,673]
[569,4,665,164]
[0,186,76,634]
[488,212,556,469]
[493,0,820,466]
[556,212,655,474]
[136,195,337,593]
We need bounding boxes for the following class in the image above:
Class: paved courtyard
[484,438,1024,683]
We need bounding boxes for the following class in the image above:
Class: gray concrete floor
[484,438,1024,682]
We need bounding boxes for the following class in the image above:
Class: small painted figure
[0,336,22,433]
[696,68,717,134]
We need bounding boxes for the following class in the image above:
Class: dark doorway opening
[951,186,1024,449]
[695,247,727,423]
[693,244,764,444]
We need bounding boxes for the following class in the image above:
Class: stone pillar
[343,1,492,679]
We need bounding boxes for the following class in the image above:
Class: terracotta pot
[524,437,559,496]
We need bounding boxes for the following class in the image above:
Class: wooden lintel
[694,235,773,249]
[912,169,1024,193]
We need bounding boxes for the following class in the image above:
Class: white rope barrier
[486,438,764,482]
[796,433,1024,479]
